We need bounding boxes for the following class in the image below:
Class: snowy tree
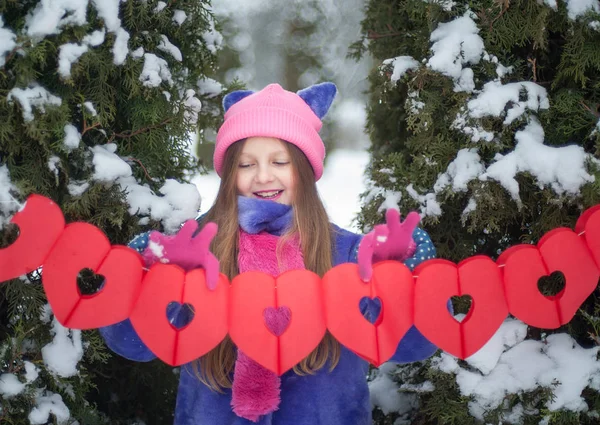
[355,0,600,424]
[212,0,373,151]
[0,1,224,423]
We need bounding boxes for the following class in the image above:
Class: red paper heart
[576,205,600,267]
[499,228,599,328]
[322,261,413,366]
[413,257,507,359]
[0,195,65,283]
[229,269,324,375]
[130,264,229,366]
[42,222,144,329]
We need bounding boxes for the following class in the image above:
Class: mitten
[143,220,220,290]
[357,209,420,282]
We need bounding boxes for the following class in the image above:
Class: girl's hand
[144,220,220,290]
[357,209,420,282]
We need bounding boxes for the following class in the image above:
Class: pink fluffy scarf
[231,230,305,422]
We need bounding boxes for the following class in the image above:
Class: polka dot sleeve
[128,231,150,253]
[403,227,436,271]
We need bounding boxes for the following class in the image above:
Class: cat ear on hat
[223,90,254,112]
[297,82,337,119]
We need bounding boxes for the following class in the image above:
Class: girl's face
[236,137,295,205]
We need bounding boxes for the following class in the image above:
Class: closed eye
[273,161,290,166]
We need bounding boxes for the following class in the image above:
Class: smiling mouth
[254,190,283,200]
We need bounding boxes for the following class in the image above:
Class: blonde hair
[193,139,341,391]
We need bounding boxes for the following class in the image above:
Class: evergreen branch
[81,121,101,136]
[580,100,600,119]
[528,57,538,82]
[124,156,153,181]
[109,118,174,141]
[1,41,32,69]
[367,25,403,40]
[491,0,511,28]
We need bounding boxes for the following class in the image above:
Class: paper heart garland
[229,270,325,375]
[323,261,414,366]
[129,264,229,366]
[3,194,600,370]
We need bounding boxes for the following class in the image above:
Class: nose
[255,163,275,184]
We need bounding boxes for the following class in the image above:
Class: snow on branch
[7,84,62,122]
[427,12,484,93]
[90,144,201,232]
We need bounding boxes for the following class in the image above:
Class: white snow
[91,0,121,32]
[481,119,595,202]
[158,34,183,61]
[82,28,105,47]
[91,143,201,233]
[25,0,89,37]
[139,53,174,87]
[197,77,224,98]
[201,18,223,54]
[42,316,83,378]
[0,361,39,398]
[83,101,98,116]
[29,390,70,424]
[0,165,19,227]
[382,56,420,83]
[112,27,130,65]
[173,10,188,25]
[465,81,550,125]
[0,16,16,67]
[565,0,600,20]
[427,13,484,93]
[48,155,61,177]
[7,84,62,122]
[63,123,81,151]
[433,148,484,193]
[183,89,202,124]
[370,363,419,415]
[58,43,88,78]
[67,180,90,196]
[432,319,600,421]
[154,1,167,13]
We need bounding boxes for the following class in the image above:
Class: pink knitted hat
[214,82,337,181]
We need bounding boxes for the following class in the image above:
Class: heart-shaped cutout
[537,271,565,299]
[167,302,195,330]
[77,268,105,296]
[0,223,19,248]
[263,306,291,336]
[450,295,472,323]
[359,296,382,325]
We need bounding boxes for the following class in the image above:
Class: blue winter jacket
[99,225,438,425]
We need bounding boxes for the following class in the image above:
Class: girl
[100,82,438,425]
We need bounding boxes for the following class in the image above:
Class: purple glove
[143,220,220,290]
[357,209,420,282]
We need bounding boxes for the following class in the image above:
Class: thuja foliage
[353,0,600,423]
[0,1,225,423]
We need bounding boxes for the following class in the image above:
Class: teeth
[257,191,280,198]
